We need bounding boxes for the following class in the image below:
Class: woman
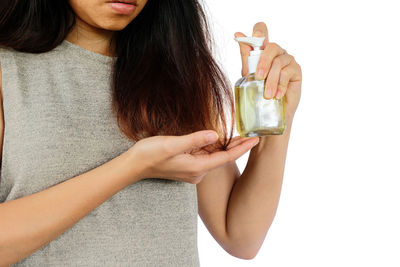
[0,0,302,266]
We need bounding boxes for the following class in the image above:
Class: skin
[0,1,302,264]
[197,23,302,259]
[235,23,302,118]
[66,0,149,57]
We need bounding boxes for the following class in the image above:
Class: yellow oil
[234,73,286,137]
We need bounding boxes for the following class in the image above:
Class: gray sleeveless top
[0,40,200,266]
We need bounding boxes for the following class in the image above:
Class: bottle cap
[234,36,265,75]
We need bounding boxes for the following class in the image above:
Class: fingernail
[205,132,218,143]
[275,90,282,99]
[257,69,264,80]
[253,30,263,37]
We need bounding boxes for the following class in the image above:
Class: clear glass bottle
[234,36,286,137]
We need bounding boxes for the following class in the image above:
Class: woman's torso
[0,40,200,266]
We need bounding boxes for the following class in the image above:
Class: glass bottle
[234,36,286,137]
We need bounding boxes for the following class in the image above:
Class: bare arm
[197,119,292,259]
[224,119,292,258]
[0,148,142,266]
[0,61,142,266]
[197,21,302,260]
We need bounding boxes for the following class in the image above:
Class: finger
[191,136,255,155]
[252,21,269,47]
[225,136,243,149]
[226,136,255,150]
[189,135,250,155]
[194,137,260,170]
[264,53,293,99]
[276,62,299,100]
[170,130,219,155]
[234,31,250,77]
[255,42,286,81]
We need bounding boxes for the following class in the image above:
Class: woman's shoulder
[0,44,59,65]
[0,45,62,81]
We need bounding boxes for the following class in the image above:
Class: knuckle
[281,68,289,77]
[268,42,279,50]
[273,56,283,67]
[188,135,200,151]
[279,71,288,83]
[269,42,283,55]
[263,52,275,63]
[278,84,287,91]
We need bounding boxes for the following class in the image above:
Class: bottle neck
[248,53,261,74]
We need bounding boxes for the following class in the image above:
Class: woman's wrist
[115,148,146,185]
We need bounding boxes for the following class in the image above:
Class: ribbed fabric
[0,40,200,266]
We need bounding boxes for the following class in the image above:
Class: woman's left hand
[235,22,302,121]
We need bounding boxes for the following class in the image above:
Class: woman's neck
[65,17,116,57]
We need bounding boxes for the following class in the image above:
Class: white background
[198,0,400,266]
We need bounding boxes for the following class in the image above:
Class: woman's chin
[95,19,132,31]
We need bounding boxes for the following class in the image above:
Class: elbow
[224,238,262,260]
[242,248,260,260]
[223,224,271,260]
[226,247,260,260]
[224,231,268,260]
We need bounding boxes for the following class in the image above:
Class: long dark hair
[0,0,234,151]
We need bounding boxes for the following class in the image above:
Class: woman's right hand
[127,130,260,184]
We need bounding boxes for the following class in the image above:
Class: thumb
[172,130,219,155]
[234,31,251,77]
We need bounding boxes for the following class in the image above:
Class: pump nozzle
[234,36,265,75]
